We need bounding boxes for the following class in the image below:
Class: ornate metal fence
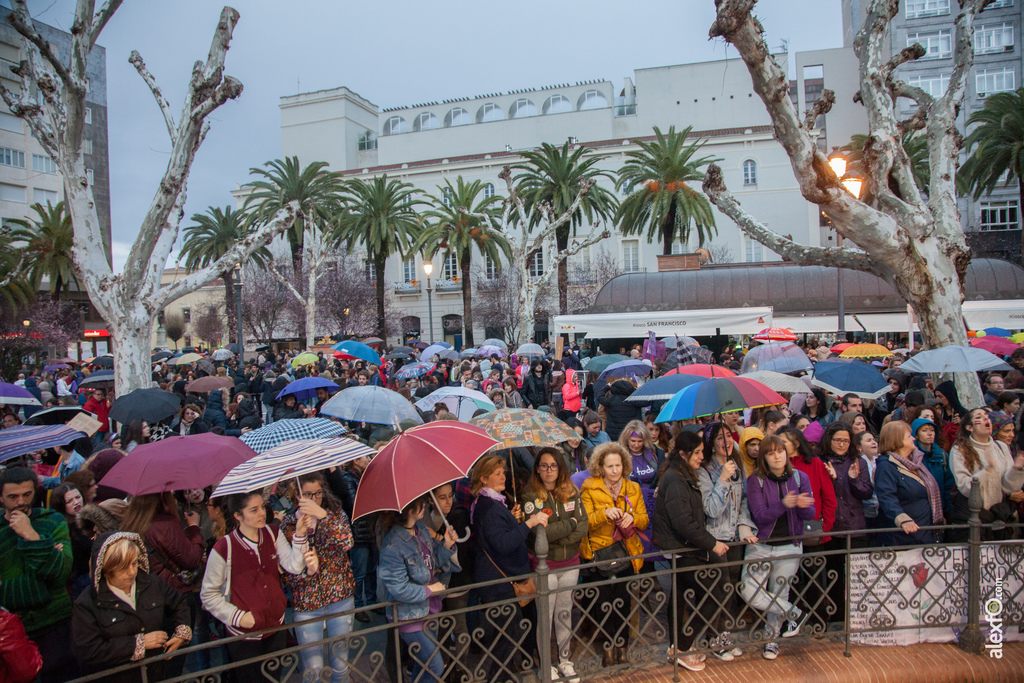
[70,481,1023,683]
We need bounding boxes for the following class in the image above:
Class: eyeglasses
[301,490,324,500]
[538,463,559,471]
[831,438,851,445]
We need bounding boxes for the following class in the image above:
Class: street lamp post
[234,263,244,362]
[826,149,864,341]
[423,261,434,344]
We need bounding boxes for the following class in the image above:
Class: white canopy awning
[773,313,918,334]
[961,300,1024,330]
[553,307,773,338]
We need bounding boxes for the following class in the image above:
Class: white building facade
[278,53,863,345]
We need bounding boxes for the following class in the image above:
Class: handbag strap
[480,546,510,580]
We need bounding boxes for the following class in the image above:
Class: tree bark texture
[706,0,986,407]
[460,250,474,347]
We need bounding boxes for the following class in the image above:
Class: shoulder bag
[480,546,536,607]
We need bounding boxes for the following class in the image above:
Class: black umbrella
[24,406,91,426]
[384,348,414,360]
[110,388,181,425]
[151,351,173,362]
[80,371,115,387]
[227,343,241,354]
[90,355,114,368]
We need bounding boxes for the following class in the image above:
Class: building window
[441,186,453,208]
[543,94,572,115]
[365,260,376,282]
[980,200,1019,230]
[0,183,24,203]
[84,107,92,124]
[0,112,20,133]
[402,257,416,283]
[622,240,640,273]
[32,154,56,174]
[509,99,537,118]
[442,252,458,280]
[484,255,499,280]
[483,182,495,198]
[744,236,764,262]
[444,107,471,127]
[382,116,408,136]
[975,23,1014,54]
[358,130,377,150]
[0,147,24,168]
[743,159,758,186]
[413,112,440,131]
[977,67,1015,95]
[908,29,952,59]
[907,73,951,100]
[33,187,58,205]
[987,0,1013,8]
[477,103,503,123]
[528,248,543,278]
[906,0,950,18]
[577,90,608,111]
[86,168,93,184]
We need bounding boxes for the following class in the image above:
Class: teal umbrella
[583,354,630,374]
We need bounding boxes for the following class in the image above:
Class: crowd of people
[1,336,1023,682]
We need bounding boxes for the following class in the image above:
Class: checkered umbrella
[213,437,374,497]
[239,417,348,454]
[0,424,85,463]
[392,361,435,380]
[469,408,578,449]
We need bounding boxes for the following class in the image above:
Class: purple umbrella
[0,424,84,463]
[0,381,41,407]
[477,345,507,358]
[43,363,69,373]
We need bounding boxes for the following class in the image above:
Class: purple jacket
[745,469,817,545]
[825,455,874,536]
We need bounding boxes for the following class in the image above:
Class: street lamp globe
[841,172,863,199]
[423,261,433,277]
[827,148,848,178]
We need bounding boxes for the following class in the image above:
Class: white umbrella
[211,348,234,361]
[482,338,509,350]
[415,386,496,421]
[740,370,812,395]
[516,343,545,357]
[898,345,1011,373]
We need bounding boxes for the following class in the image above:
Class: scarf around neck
[889,448,944,525]
[470,487,507,524]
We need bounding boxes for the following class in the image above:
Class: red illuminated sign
[84,329,110,338]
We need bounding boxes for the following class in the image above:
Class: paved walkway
[592,640,1024,683]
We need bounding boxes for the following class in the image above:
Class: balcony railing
[435,278,462,292]
[392,280,421,294]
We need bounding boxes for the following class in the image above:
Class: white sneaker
[558,662,580,682]
[762,642,780,660]
[782,620,800,638]
[549,666,560,680]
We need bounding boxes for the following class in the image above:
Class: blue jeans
[401,626,443,683]
[349,544,378,609]
[293,596,355,683]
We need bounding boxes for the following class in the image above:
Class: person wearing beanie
[911,418,955,517]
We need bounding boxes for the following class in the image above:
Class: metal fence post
[844,531,853,658]
[535,524,553,682]
[957,479,984,655]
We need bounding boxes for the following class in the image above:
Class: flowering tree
[240,265,291,349]
[0,3,298,394]
[191,301,225,349]
[0,298,80,380]
[704,0,991,406]
[316,253,399,340]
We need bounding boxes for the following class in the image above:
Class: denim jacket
[696,456,756,542]
[376,521,459,623]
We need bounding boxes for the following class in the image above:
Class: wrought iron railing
[69,480,1022,682]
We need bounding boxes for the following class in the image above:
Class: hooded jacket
[934,380,966,445]
[911,418,955,515]
[737,427,765,476]
[22,377,42,418]
[599,380,642,441]
[202,391,240,436]
[236,397,262,431]
[72,532,191,682]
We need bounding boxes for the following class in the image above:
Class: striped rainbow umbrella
[212,438,375,497]
[655,377,786,422]
[0,424,85,463]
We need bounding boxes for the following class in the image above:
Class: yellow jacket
[579,476,649,574]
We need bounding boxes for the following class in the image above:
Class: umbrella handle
[428,490,470,543]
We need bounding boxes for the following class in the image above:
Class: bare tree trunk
[556,229,569,315]
[306,253,318,349]
[461,250,475,347]
[375,255,387,340]
[222,272,235,345]
[661,203,676,256]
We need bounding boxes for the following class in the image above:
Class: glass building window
[577,90,608,111]
[743,159,757,186]
[977,67,1015,95]
[382,116,408,136]
[444,107,471,127]
[0,147,24,168]
[509,99,537,118]
[528,248,543,278]
[483,183,495,198]
[906,0,949,18]
[908,30,952,59]
[413,112,440,131]
[543,95,572,115]
[622,240,640,272]
[443,252,458,280]
[980,200,1018,230]
[975,23,1014,54]
[477,103,503,123]
[358,130,377,150]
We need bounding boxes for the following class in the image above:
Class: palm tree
[843,131,930,199]
[0,233,31,315]
[179,205,271,344]
[7,201,76,301]
[615,126,721,255]
[243,157,346,271]
[959,88,1024,251]
[513,142,618,315]
[415,178,510,347]
[335,176,425,338]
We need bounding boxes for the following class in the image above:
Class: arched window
[443,253,459,280]
[444,107,471,127]
[543,94,572,115]
[509,99,537,118]
[477,103,503,123]
[577,90,608,111]
[442,186,453,207]
[382,116,407,136]
[413,112,440,131]
[483,183,496,198]
[743,159,757,186]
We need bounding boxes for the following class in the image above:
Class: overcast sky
[31,0,843,272]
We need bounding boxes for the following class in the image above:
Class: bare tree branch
[883,44,926,76]
[5,1,76,91]
[803,89,835,131]
[128,51,176,140]
[89,0,124,49]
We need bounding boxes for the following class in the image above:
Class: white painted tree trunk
[706,0,987,408]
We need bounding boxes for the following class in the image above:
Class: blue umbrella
[276,377,341,402]
[625,374,705,403]
[319,386,423,427]
[982,327,1012,338]
[655,377,785,422]
[739,342,812,375]
[598,360,653,382]
[240,417,348,454]
[811,358,889,399]
[393,361,435,380]
[898,346,1011,374]
[420,343,452,360]
[460,347,479,358]
[0,381,41,407]
[331,340,382,366]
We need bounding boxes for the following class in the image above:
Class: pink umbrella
[352,422,498,525]
[753,327,798,342]
[971,336,1020,357]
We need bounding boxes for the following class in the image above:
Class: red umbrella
[971,336,1020,357]
[663,364,737,378]
[98,434,257,495]
[352,422,498,521]
[831,342,854,353]
[753,327,798,342]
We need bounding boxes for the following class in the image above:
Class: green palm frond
[180,205,271,272]
[614,126,720,254]
[959,87,1024,200]
[415,178,511,265]
[6,201,77,298]
[334,175,426,261]
[0,233,32,314]
[843,131,930,195]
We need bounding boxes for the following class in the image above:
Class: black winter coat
[653,467,718,554]
[599,380,641,441]
[72,572,190,683]
[521,372,551,408]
